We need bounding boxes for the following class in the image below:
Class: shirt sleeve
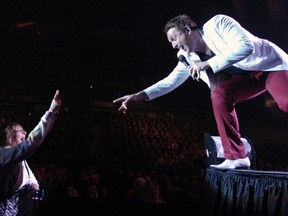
[27,111,56,148]
[143,61,190,100]
[203,14,255,73]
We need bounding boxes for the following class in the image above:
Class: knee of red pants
[279,103,288,113]
[274,95,288,113]
[211,93,222,109]
[211,90,232,109]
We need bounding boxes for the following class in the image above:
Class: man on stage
[113,14,288,170]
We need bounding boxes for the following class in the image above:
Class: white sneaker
[210,157,251,170]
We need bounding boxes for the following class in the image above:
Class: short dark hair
[164,14,198,34]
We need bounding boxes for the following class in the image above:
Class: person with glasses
[0,90,62,216]
[113,14,288,170]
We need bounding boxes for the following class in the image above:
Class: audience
[0,87,287,215]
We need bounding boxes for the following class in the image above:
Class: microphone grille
[178,55,185,62]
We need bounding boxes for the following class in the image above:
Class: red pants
[211,71,288,159]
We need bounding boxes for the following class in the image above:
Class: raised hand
[49,90,62,114]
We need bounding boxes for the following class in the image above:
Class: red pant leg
[266,71,288,113]
[211,74,266,159]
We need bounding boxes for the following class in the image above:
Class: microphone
[178,55,190,67]
[178,55,200,82]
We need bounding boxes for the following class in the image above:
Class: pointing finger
[53,90,59,100]
[113,97,124,104]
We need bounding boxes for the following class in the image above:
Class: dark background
[0,0,287,83]
[0,0,288,162]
